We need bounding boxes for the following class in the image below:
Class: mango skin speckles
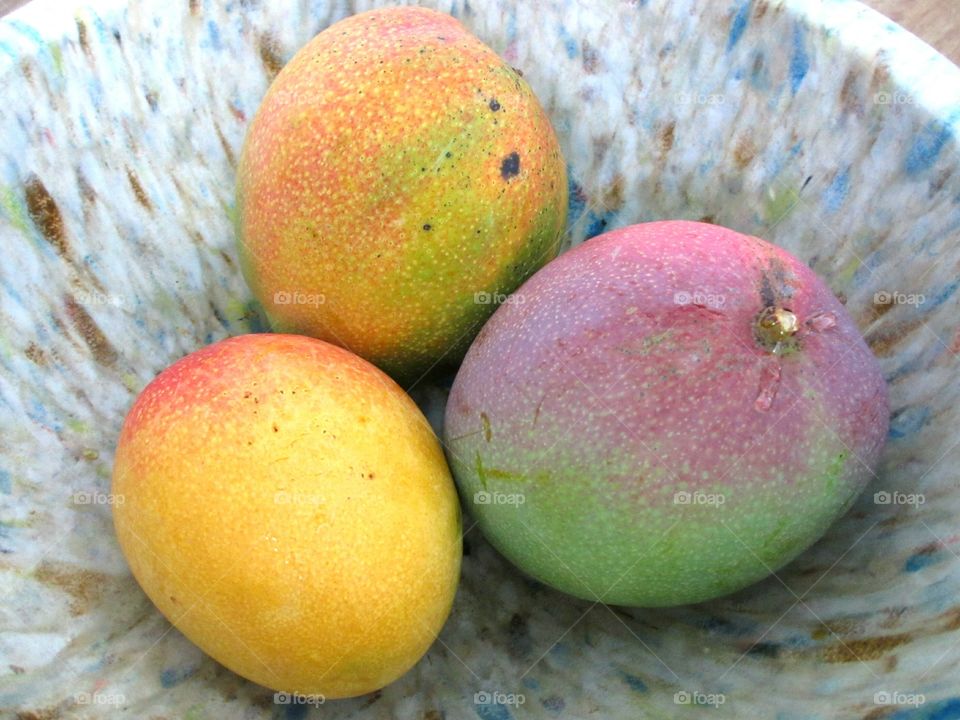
[236,7,568,381]
[444,221,889,607]
[112,334,461,698]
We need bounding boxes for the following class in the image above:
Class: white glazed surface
[1,0,959,718]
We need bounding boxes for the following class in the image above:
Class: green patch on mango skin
[474,452,488,491]
[823,452,847,494]
[249,104,566,382]
[480,412,492,442]
[396,194,566,375]
[236,8,567,382]
[489,198,565,297]
[475,452,525,489]
[451,416,863,607]
[378,204,564,378]
[752,513,811,569]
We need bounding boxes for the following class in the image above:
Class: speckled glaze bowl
[1,0,959,718]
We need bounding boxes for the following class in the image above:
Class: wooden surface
[867,0,960,64]
[0,0,957,63]
[0,0,24,17]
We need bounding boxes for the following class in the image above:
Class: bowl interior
[2,0,960,717]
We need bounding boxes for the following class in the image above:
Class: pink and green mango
[444,220,889,607]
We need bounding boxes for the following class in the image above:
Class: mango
[112,334,461,697]
[444,221,888,607]
[236,7,568,381]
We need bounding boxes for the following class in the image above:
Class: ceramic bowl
[2,0,959,717]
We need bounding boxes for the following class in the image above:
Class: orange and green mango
[236,6,568,381]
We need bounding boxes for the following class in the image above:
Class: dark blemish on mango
[25,176,69,257]
[533,396,544,425]
[65,295,118,367]
[423,224,432,231]
[272,423,279,432]
[500,152,520,180]
[758,273,776,308]
[489,98,500,112]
